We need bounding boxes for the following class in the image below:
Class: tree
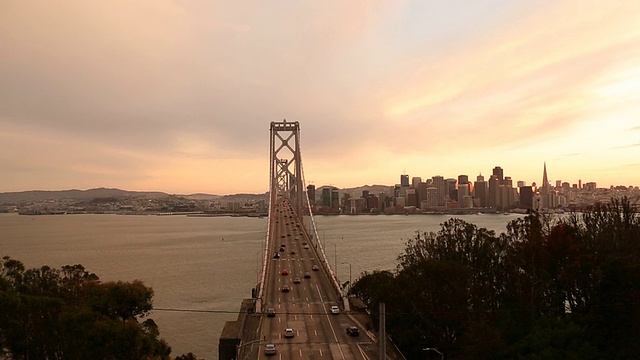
[0,257,173,359]
[351,199,640,359]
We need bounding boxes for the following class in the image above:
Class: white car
[284,328,295,338]
[330,305,340,314]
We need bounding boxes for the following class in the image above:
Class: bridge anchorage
[219,120,405,360]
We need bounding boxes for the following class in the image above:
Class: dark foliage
[0,258,172,360]
[350,197,640,359]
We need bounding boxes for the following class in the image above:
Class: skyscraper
[492,166,504,182]
[400,174,409,187]
[458,175,469,186]
[432,176,445,207]
[474,175,487,207]
[540,162,550,208]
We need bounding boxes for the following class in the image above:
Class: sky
[2,0,639,195]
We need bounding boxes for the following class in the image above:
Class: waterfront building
[432,176,445,206]
[474,176,487,207]
[406,188,417,207]
[425,187,439,209]
[520,186,534,209]
[458,183,470,208]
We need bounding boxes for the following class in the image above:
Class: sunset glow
[1,0,639,194]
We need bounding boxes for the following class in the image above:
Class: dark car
[304,272,311,279]
[281,285,290,292]
[346,326,359,337]
[266,308,276,317]
[279,247,285,252]
[265,343,276,356]
[273,252,280,259]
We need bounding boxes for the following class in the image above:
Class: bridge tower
[269,120,305,216]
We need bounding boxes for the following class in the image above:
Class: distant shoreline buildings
[308,164,639,215]
[2,163,638,216]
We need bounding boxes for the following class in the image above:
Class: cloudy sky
[2,1,639,195]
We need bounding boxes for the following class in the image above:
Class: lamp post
[326,240,337,274]
[341,262,352,293]
[423,347,444,360]
[256,249,263,284]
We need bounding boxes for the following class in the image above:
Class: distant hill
[0,185,391,204]
[0,188,170,203]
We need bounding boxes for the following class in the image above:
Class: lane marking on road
[314,330,318,336]
[299,349,303,357]
[357,344,370,360]
[319,349,323,356]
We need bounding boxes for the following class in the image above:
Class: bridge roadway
[254,199,381,360]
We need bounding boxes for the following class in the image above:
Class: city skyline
[2,1,639,195]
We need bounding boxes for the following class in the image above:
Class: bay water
[0,212,519,359]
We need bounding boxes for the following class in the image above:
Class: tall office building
[488,175,499,209]
[458,175,469,186]
[474,175,487,208]
[540,162,550,208]
[458,183,470,208]
[492,166,504,182]
[400,174,410,187]
[412,177,422,189]
[520,186,534,209]
[416,182,430,209]
[445,178,457,201]
[432,176,445,207]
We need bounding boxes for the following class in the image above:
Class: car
[302,241,308,245]
[267,308,276,317]
[346,326,359,336]
[303,244,309,249]
[281,269,288,275]
[330,305,340,314]
[280,243,286,248]
[312,265,319,271]
[304,272,311,279]
[290,250,296,255]
[293,277,301,284]
[294,236,299,240]
[279,247,285,252]
[273,252,280,259]
[281,285,290,292]
[284,328,295,338]
[264,343,276,356]
[281,235,285,238]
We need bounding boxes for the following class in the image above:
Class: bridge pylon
[269,120,304,216]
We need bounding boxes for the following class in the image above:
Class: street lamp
[341,262,352,293]
[327,240,337,274]
[423,347,444,360]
